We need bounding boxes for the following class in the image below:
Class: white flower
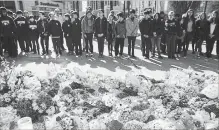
[4,98,11,102]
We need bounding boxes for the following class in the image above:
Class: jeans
[184,32,194,56]
[115,38,124,56]
[52,37,61,55]
[166,34,176,58]
[30,36,39,54]
[151,36,161,56]
[175,39,182,54]
[128,36,136,56]
[65,36,73,52]
[141,36,151,58]
[17,35,27,52]
[40,36,49,54]
[107,39,113,54]
[97,36,105,55]
[206,37,216,57]
[84,33,93,53]
[74,38,82,55]
[2,36,17,57]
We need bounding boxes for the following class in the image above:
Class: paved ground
[3,36,219,79]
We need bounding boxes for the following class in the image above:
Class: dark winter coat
[165,19,179,35]
[71,18,81,40]
[37,18,49,37]
[0,15,16,37]
[47,19,62,38]
[107,21,115,41]
[182,16,196,33]
[28,20,39,38]
[114,19,126,38]
[195,19,209,39]
[62,21,72,37]
[151,18,165,36]
[139,18,153,36]
[207,20,219,40]
[94,17,107,38]
[14,16,29,36]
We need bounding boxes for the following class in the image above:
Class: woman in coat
[107,14,115,56]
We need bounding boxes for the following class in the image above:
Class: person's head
[110,10,115,16]
[86,6,92,12]
[187,9,194,18]
[174,14,181,21]
[54,8,60,15]
[199,12,206,20]
[160,11,165,18]
[49,12,55,20]
[108,13,114,22]
[149,10,153,17]
[154,13,160,20]
[72,11,79,19]
[98,9,104,18]
[86,10,92,19]
[39,11,45,19]
[29,15,34,22]
[0,7,7,16]
[168,11,174,20]
[117,12,124,21]
[16,10,23,18]
[7,10,13,17]
[211,11,218,19]
[13,13,16,18]
[64,13,70,21]
[144,11,150,19]
[24,10,29,17]
[130,9,136,18]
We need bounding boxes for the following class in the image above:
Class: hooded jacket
[28,20,39,38]
[71,18,81,40]
[115,19,126,38]
[107,21,115,41]
[0,15,16,37]
[62,20,72,37]
[139,18,153,36]
[14,16,29,36]
[126,17,139,37]
[81,16,95,34]
[47,19,62,38]
[151,18,165,36]
[94,16,107,38]
[37,18,49,37]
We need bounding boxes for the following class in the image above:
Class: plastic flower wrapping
[0,60,219,130]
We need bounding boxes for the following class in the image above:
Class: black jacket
[94,17,107,38]
[139,18,153,36]
[207,20,219,40]
[0,15,16,37]
[182,16,196,33]
[37,18,49,37]
[62,21,72,37]
[14,16,29,36]
[47,19,62,37]
[71,18,81,39]
[152,19,165,36]
[28,20,39,37]
[165,19,179,35]
[107,21,115,41]
[195,19,209,39]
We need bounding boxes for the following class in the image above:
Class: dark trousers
[217,40,219,56]
[2,36,17,57]
[40,36,49,55]
[196,38,205,55]
[141,36,151,58]
[17,35,27,52]
[206,37,216,57]
[74,38,82,55]
[97,36,105,55]
[151,36,161,56]
[60,33,65,49]
[30,36,39,54]
[115,38,125,56]
[65,36,73,52]
[26,36,32,52]
[52,37,61,55]
[183,32,194,56]
[107,39,113,54]
[166,34,176,58]
[128,36,136,56]
[161,34,166,53]
[84,33,93,53]
[175,39,182,54]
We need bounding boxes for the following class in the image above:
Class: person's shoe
[158,56,163,59]
[177,54,181,58]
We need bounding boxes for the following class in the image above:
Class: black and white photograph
[0,0,218,129]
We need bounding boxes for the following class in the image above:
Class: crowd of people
[0,6,218,61]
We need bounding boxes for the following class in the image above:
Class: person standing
[151,13,164,59]
[206,11,219,58]
[0,7,16,57]
[47,12,63,57]
[37,11,49,55]
[139,11,153,59]
[114,12,126,58]
[23,10,32,52]
[54,8,65,51]
[107,14,115,56]
[175,14,185,58]
[182,9,196,57]
[28,15,39,54]
[14,10,29,54]
[95,9,107,58]
[165,11,179,59]
[62,13,73,55]
[195,12,209,57]
[71,11,82,56]
[160,11,167,54]
[81,10,95,57]
[126,9,139,58]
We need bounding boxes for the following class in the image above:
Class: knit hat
[64,13,71,19]
[117,12,124,18]
[7,10,13,15]
[144,10,150,15]
[16,10,23,15]
[29,15,34,19]
[98,9,104,14]
[130,9,136,14]
[0,7,7,11]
